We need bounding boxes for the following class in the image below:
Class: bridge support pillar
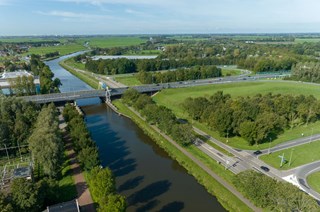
[105,87,111,103]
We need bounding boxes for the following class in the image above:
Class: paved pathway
[59,111,95,212]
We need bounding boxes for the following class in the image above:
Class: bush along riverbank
[113,88,254,212]
[63,103,126,212]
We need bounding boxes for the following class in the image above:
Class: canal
[46,53,226,212]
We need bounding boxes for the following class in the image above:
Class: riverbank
[59,60,99,89]
[113,99,257,212]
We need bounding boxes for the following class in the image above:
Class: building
[45,199,80,212]
[1,70,33,79]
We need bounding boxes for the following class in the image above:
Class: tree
[28,105,63,177]
[88,167,116,204]
[0,192,13,212]
[11,178,43,212]
[78,147,100,170]
[98,194,126,212]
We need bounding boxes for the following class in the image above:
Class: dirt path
[59,112,95,212]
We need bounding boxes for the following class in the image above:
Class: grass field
[295,38,320,43]
[77,36,146,48]
[260,140,320,170]
[221,69,242,76]
[25,43,86,56]
[114,74,142,86]
[0,37,65,43]
[307,171,320,194]
[113,100,252,212]
[65,58,86,70]
[153,81,320,150]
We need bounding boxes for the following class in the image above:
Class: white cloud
[35,10,113,19]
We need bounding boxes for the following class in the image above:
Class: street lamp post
[226,129,229,143]
[289,148,294,167]
[268,137,271,154]
[309,128,314,144]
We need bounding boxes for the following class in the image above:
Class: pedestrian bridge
[22,85,163,104]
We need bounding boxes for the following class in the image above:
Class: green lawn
[25,44,86,56]
[221,69,242,76]
[65,58,86,70]
[57,155,77,202]
[307,171,320,194]
[114,74,142,86]
[77,36,146,48]
[260,140,320,170]
[153,81,320,150]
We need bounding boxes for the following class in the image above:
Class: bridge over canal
[21,85,163,104]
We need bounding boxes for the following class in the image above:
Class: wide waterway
[46,53,226,211]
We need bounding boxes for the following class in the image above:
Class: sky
[0,0,320,35]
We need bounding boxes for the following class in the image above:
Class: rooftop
[1,70,32,79]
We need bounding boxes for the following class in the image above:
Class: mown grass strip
[113,100,252,212]
[307,171,320,194]
[59,61,99,89]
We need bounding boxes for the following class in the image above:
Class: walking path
[58,110,95,212]
[126,106,261,212]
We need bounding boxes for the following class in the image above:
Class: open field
[260,140,320,170]
[295,38,320,43]
[153,81,320,150]
[77,36,146,48]
[25,44,86,56]
[221,69,242,76]
[307,171,320,194]
[113,100,252,212]
[114,74,142,86]
[0,37,65,43]
[65,58,86,70]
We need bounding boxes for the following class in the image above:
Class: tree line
[288,61,320,83]
[84,57,230,75]
[136,65,221,84]
[63,104,126,212]
[233,170,318,211]
[0,102,75,211]
[8,75,36,96]
[122,88,195,146]
[183,91,320,145]
[30,54,61,94]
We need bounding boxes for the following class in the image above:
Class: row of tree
[28,104,63,178]
[122,88,195,146]
[233,170,319,211]
[136,65,222,84]
[183,91,320,145]
[30,54,61,94]
[84,57,230,75]
[63,104,126,211]
[63,104,99,170]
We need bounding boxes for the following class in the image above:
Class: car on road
[253,150,262,155]
[260,166,270,172]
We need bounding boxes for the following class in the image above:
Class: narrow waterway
[47,53,226,211]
